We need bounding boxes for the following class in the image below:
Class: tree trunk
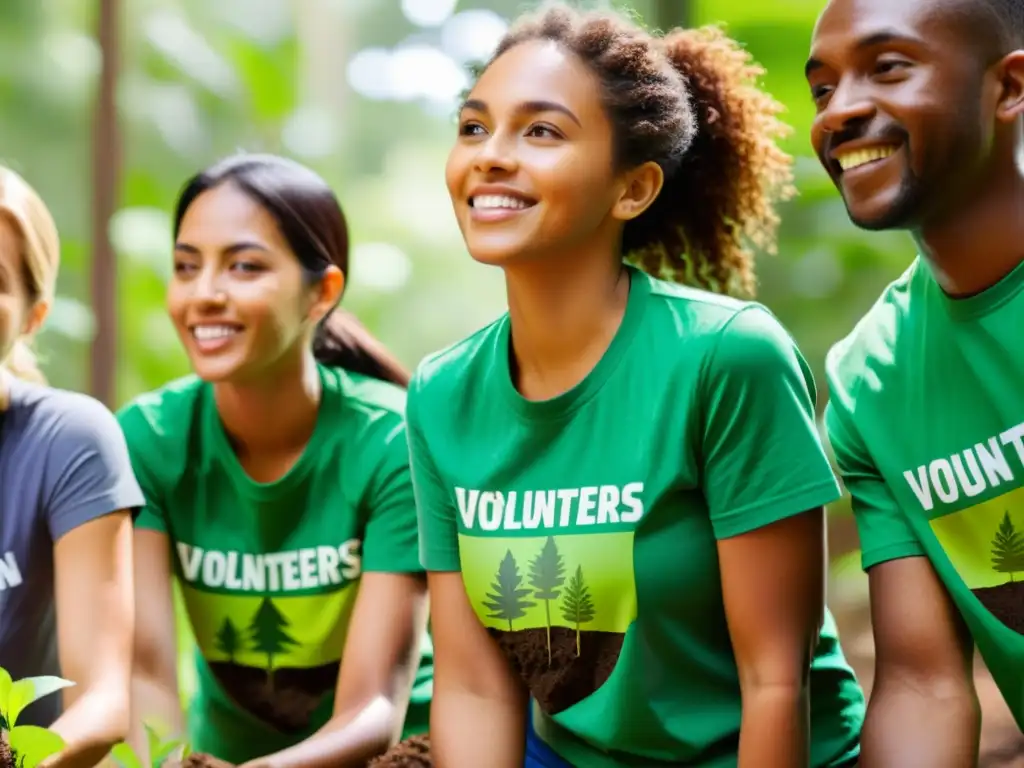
[545,600,552,665]
[90,0,121,407]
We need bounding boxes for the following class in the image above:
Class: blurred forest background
[2,0,1021,760]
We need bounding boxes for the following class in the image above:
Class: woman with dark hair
[408,4,864,767]
[119,153,431,767]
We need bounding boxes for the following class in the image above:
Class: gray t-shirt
[0,376,144,726]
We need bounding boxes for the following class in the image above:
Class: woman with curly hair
[407,3,865,767]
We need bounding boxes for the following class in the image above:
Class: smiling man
[805,0,1024,764]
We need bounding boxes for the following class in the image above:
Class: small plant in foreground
[110,723,190,768]
[0,666,74,768]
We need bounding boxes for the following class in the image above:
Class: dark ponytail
[483,4,795,298]
[174,153,408,387]
[313,310,409,387]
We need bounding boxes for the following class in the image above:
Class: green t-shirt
[117,364,432,764]
[409,266,864,767]
[826,256,1024,731]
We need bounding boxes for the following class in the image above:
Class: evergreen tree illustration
[214,616,242,663]
[529,536,567,665]
[559,565,596,656]
[991,511,1024,582]
[482,550,535,631]
[248,597,300,690]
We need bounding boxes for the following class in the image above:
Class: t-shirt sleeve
[43,394,146,541]
[824,396,924,570]
[700,305,841,539]
[116,406,169,534]
[361,420,423,573]
[406,373,460,572]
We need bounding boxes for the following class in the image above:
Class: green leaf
[224,36,296,121]
[5,677,74,728]
[110,742,144,768]
[151,739,181,767]
[0,667,12,726]
[7,725,65,768]
[145,723,160,765]
[145,722,181,767]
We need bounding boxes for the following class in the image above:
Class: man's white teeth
[193,325,238,341]
[838,146,897,171]
[473,195,530,210]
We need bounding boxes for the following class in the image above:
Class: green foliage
[0,668,74,731]
[110,722,190,768]
[6,726,65,768]
[247,598,299,681]
[560,565,597,656]
[214,616,242,662]
[991,512,1024,581]
[0,667,72,767]
[110,743,144,768]
[483,550,535,631]
[529,537,567,664]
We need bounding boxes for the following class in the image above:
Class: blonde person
[0,166,142,767]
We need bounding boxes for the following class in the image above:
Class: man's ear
[611,160,664,222]
[996,50,1024,122]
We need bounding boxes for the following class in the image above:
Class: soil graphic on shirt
[929,490,1024,635]
[460,533,636,714]
[182,585,359,731]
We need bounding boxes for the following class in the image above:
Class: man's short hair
[984,0,1024,48]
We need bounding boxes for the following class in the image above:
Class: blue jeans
[524,705,573,767]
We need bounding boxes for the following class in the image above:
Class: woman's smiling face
[445,39,626,267]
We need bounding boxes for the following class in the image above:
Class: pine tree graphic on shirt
[991,512,1024,582]
[930,498,1024,637]
[464,532,635,715]
[248,597,300,689]
[214,617,242,663]
[482,550,535,631]
[560,565,596,656]
[184,584,360,733]
[528,537,567,664]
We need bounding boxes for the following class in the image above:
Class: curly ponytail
[629,27,795,297]
[484,4,795,298]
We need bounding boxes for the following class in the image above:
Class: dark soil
[0,738,13,768]
[973,582,1024,635]
[489,626,624,715]
[368,735,432,767]
[208,660,339,732]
